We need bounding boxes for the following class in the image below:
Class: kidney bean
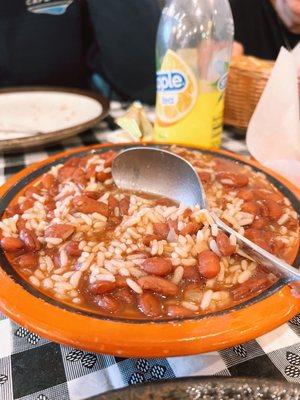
[153,223,169,239]
[58,166,86,187]
[65,241,81,257]
[1,237,24,252]
[95,294,119,313]
[143,235,161,246]
[45,224,75,240]
[86,165,96,179]
[119,197,130,216]
[216,172,249,188]
[265,199,283,220]
[250,217,269,229]
[44,199,56,212]
[41,173,56,189]
[5,204,20,217]
[73,195,109,216]
[16,253,39,269]
[89,281,116,295]
[115,288,136,304]
[155,197,175,207]
[183,209,193,219]
[180,222,200,236]
[96,171,111,182]
[241,201,260,215]
[166,305,194,318]
[19,198,34,212]
[198,171,211,183]
[182,266,201,282]
[198,250,220,279]
[19,229,41,252]
[108,195,119,212]
[216,231,235,256]
[258,201,269,217]
[138,292,162,317]
[16,218,27,232]
[138,276,178,297]
[85,191,102,200]
[237,188,254,201]
[24,186,41,199]
[142,257,173,277]
[57,166,75,182]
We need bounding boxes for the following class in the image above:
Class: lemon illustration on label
[156,49,197,125]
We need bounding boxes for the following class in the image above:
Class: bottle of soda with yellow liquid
[154,0,234,148]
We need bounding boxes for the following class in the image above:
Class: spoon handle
[212,214,300,296]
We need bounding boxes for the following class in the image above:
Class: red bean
[244,229,272,252]
[16,218,27,232]
[5,204,20,217]
[41,173,56,189]
[119,197,130,216]
[73,195,109,216]
[24,186,41,198]
[65,241,81,257]
[250,217,269,229]
[180,222,200,236]
[138,292,162,317]
[1,237,24,252]
[19,198,34,212]
[142,257,173,277]
[19,229,41,251]
[166,305,194,318]
[115,275,128,288]
[95,294,119,313]
[216,231,235,256]
[182,266,201,282]
[58,166,76,182]
[16,253,39,269]
[115,288,136,304]
[84,191,102,200]
[265,199,283,220]
[96,171,111,182]
[237,188,254,201]
[241,201,260,215]
[231,277,270,300]
[138,276,178,296]
[44,199,56,212]
[89,281,116,295]
[143,235,161,246]
[198,250,220,279]
[153,223,169,239]
[45,224,75,240]
[108,195,119,212]
[64,157,79,167]
[216,172,249,188]
[255,190,283,203]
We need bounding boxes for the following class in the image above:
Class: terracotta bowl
[0,143,299,357]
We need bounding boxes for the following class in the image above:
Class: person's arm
[87,0,161,104]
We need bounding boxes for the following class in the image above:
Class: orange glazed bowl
[0,143,299,357]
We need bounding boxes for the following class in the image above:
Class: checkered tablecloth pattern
[0,102,299,400]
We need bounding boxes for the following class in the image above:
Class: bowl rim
[0,142,299,357]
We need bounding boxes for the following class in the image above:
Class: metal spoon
[112,146,300,294]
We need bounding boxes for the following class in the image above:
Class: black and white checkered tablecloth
[0,102,299,400]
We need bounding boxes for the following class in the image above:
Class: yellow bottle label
[155,49,225,148]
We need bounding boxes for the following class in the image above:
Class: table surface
[0,102,299,400]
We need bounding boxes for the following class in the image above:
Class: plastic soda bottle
[154,0,234,147]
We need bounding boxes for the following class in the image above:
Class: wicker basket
[224,55,300,132]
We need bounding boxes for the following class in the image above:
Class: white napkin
[246,47,300,187]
